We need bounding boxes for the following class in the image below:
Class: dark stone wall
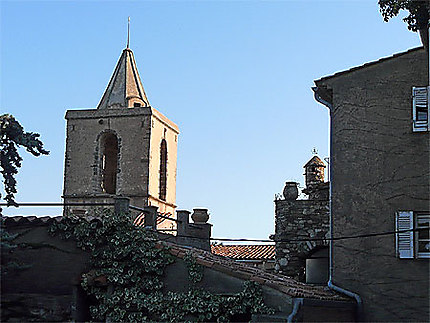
[274,199,329,280]
[319,47,429,322]
[2,219,354,322]
[1,223,91,322]
[301,299,356,322]
[1,222,292,321]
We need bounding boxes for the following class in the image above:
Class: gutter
[312,86,363,321]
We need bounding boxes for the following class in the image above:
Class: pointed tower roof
[97,48,150,109]
[303,155,325,168]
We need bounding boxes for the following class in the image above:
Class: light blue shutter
[396,211,414,259]
[412,87,429,131]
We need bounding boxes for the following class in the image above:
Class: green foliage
[379,0,429,31]
[0,114,49,206]
[50,209,274,322]
[184,251,204,284]
[1,219,18,275]
[1,217,32,275]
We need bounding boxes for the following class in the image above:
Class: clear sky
[0,1,422,241]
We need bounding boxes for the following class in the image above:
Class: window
[396,211,430,259]
[416,214,430,258]
[159,139,167,201]
[100,133,118,194]
[133,102,141,107]
[412,87,429,132]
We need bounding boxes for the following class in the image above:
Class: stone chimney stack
[304,156,325,188]
[302,156,328,201]
[175,208,212,251]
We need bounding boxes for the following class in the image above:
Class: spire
[127,16,130,49]
[97,47,150,109]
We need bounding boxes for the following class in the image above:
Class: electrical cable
[157,227,427,243]
[2,202,428,244]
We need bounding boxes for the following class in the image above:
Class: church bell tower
[63,44,179,223]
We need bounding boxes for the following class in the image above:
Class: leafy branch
[0,114,49,206]
[379,0,429,31]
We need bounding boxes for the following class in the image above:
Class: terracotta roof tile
[3,215,63,226]
[211,244,275,260]
[158,241,350,302]
[304,155,325,168]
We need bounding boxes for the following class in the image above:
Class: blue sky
[0,1,422,241]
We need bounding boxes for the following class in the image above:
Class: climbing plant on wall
[50,209,273,322]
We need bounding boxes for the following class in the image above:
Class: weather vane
[127,16,130,49]
[312,147,318,155]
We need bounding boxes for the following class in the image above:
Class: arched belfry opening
[159,139,167,201]
[99,132,119,194]
[63,46,179,220]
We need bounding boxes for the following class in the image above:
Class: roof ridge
[315,46,425,83]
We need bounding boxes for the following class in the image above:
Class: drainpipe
[312,87,363,321]
[287,298,303,323]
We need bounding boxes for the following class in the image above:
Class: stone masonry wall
[274,199,329,281]
[1,221,90,322]
[64,108,152,201]
[63,106,179,228]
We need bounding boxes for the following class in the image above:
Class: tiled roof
[303,155,325,168]
[157,241,350,301]
[3,214,175,227]
[97,47,150,109]
[315,46,424,83]
[2,215,63,226]
[211,244,275,260]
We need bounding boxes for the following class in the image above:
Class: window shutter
[396,211,414,259]
[412,87,429,131]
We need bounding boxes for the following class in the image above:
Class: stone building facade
[273,156,329,283]
[63,46,179,227]
[313,46,429,321]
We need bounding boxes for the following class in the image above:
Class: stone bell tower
[63,44,179,222]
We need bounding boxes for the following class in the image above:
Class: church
[62,42,179,227]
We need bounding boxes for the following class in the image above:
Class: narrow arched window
[159,139,167,201]
[100,133,118,194]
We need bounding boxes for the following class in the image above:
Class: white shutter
[396,211,414,259]
[412,87,429,131]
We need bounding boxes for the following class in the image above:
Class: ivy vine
[184,251,204,284]
[50,209,274,322]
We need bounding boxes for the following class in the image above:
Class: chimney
[175,208,212,251]
[304,156,326,188]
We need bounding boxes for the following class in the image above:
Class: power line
[162,228,428,244]
[0,202,114,207]
[2,203,428,244]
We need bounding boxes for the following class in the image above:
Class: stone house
[273,156,330,284]
[313,46,429,321]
